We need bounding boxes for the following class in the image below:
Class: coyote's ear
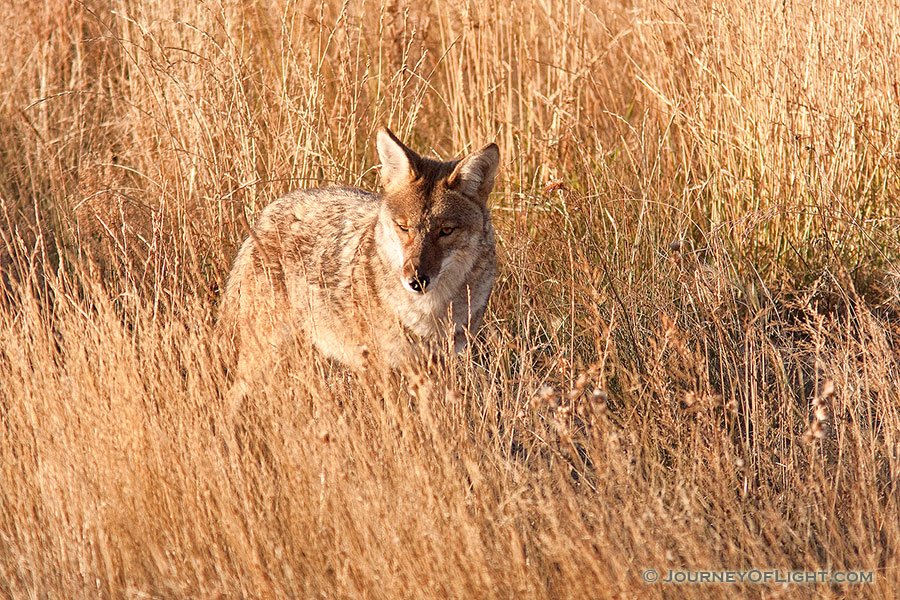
[447,143,499,200]
[377,128,416,191]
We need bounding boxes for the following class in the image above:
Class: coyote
[219,128,499,382]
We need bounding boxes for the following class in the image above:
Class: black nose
[408,273,430,293]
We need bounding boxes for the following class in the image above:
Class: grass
[1,0,899,597]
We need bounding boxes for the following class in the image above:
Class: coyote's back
[219,128,499,384]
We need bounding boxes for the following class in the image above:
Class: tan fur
[219,128,499,388]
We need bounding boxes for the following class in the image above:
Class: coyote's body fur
[219,129,499,381]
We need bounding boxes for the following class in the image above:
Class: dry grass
[1,0,899,598]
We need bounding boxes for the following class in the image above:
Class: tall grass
[1,0,898,597]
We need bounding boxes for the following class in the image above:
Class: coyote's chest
[391,285,454,338]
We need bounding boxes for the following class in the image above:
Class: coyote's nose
[408,273,430,293]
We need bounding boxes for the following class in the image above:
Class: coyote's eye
[439,226,455,236]
[396,222,410,233]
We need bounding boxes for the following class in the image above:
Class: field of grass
[1,0,899,597]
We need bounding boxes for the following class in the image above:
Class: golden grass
[1,0,899,597]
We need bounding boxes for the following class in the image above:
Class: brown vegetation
[1,0,898,598]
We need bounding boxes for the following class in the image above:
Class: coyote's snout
[219,127,499,383]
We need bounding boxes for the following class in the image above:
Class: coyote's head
[375,127,499,295]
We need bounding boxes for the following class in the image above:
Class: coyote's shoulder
[220,128,499,380]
